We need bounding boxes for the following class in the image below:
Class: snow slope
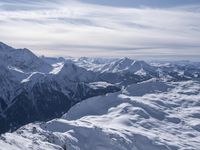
[1,79,200,150]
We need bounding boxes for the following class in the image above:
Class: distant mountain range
[0,42,200,134]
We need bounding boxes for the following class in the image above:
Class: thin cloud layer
[0,0,200,59]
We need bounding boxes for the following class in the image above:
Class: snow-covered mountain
[99,57,154,73]
[0,42,52,73]
[42,55,200,84]
[97,57,157,85]
[63,57,157,85]
[0,42,200,149]
[0,42,120,134]
[52,62,97,83]
[1,79,200,150]
[151,61,200,81]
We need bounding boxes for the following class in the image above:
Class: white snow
[50,63,64,74]
[0,42,52,73]
[71,57,154,74]
[21,72,45,83]
[72,57,116,72]
[134,68,147,76]
[99,58,154,74]
[1,79,200,150]
[88,82,114,89]
[7,66,25,74]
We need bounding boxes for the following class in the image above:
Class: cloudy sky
[0,0,200,60]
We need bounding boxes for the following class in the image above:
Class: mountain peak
[0,41,14,51]
[120,57,133,62]
[0,42,52,72]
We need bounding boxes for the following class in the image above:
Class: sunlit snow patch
[49,63,64,74]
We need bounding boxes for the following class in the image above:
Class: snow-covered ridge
[1,80,200,150]
[0,42,123,134]
[0,43,52,73]
[71,57,155,74]
[100,57,149,73]
[1,40,200,147]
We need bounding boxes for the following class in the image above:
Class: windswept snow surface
[1,79,200,150]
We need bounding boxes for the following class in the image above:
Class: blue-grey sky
[81,0,200,8]
[0,0,200,60]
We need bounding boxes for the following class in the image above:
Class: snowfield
[1,79,200,150]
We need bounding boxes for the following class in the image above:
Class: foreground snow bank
[1,80,200,150]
